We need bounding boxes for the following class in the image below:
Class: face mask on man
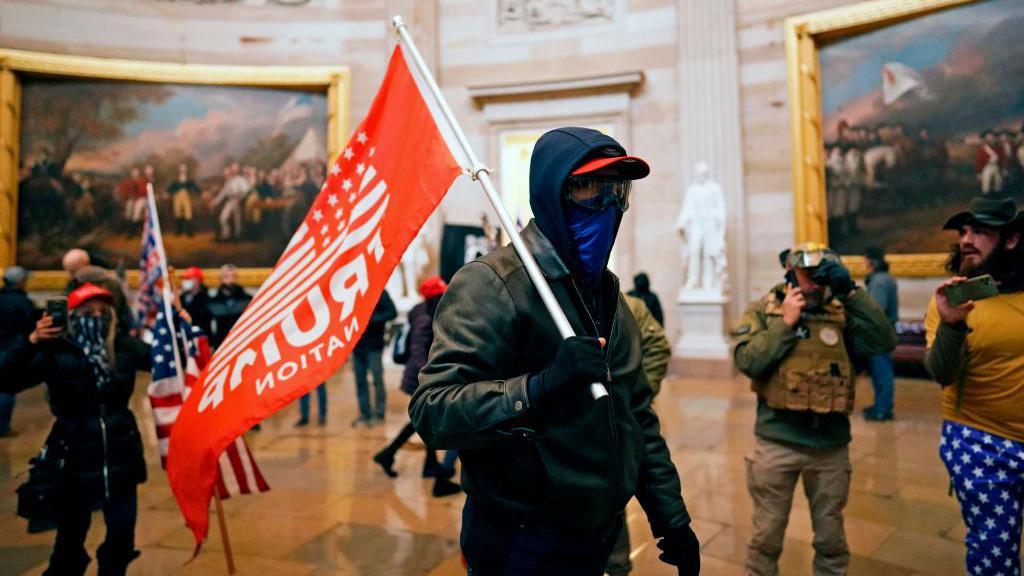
[182,279,196,292]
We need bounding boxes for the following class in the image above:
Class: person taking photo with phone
[731,242,895,576]
[925,196,1024,576]
[0,283,152,576]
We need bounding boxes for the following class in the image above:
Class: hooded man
[410,127,699,575]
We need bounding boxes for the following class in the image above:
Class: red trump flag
[166,46,463,546]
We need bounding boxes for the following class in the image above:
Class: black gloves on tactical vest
[528,336,608,419]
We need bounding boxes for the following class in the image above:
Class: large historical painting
[17,80,328,269]
[820,0,1024,255]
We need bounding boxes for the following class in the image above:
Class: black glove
[527,336,607,418]
[813,260,856,297]
[657,524,700,575]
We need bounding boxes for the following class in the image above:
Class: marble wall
[1,0,943,337]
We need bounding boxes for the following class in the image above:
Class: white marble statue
[675,161,727,295]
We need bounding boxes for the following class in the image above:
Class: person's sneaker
[864,410,893,422]
[351,417,370,428]
[373,451,398,478]
[432,479,461,498]
[317,416,327,427]
[294,418,309,428]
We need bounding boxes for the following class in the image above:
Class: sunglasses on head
[564,176,631,212]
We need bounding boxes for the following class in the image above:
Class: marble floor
[0,366,993,575]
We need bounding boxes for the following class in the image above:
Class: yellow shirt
[926,291,1024,442]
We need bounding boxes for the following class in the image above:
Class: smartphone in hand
[46,298,68,331]
[942,274,998,307]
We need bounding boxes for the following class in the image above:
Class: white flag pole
[146,183,187,393]
[392,15,607,400]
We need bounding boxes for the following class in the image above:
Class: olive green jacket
[411,221,690,537]
[732,285,896,448]
[624,294,671,397]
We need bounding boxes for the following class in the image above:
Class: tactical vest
[752,295,855,414]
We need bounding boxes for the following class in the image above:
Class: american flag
[148,309,269,498]
[139,186,269,498]
[135,195,162,328]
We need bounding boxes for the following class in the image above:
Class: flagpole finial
[392,15,406,30]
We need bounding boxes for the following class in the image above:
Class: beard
[949,240,1022,282]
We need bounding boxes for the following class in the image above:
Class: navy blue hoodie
[528,127,628,279]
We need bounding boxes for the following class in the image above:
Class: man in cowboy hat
[925,196,1024,576]
[732,241,895,576]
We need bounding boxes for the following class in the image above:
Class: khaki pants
[173,189,193,220]
[745,436,850,576]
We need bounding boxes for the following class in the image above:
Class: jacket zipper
[568,279,624,508]
[99,412,111,501]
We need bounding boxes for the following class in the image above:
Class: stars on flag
[313,210,323,222]
[343,147,354,160]
[331,163,341,175]
[327,194,339,207]
[356,131,368,144]
[342,179,352,192]
[356,163,366,175]
[334,208,343,220]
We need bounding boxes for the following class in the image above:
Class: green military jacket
[732,285,896,448]
[624,294,671,397]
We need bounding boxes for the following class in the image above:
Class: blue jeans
[299,383,327,422]
[352,348,385,420]
[0,393,14,434]
[867,353,895,415]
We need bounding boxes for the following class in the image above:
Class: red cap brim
[571,155,650,179]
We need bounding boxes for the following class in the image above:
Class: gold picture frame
[784,0,980,277]
[0,48,351,290]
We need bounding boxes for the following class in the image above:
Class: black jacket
[209,284,252,349]
[0,334,151,501]
[181,287,213,337]
[0,286,38,345]
[411,128,689,537]
[400,297,440,395]
[354,290,397,353]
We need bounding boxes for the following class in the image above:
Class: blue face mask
[565,200,618,281]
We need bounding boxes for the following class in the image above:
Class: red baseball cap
[571,155,650,179]
[182,266,204,282]
[68,282,114,310]
[418,276,448,299]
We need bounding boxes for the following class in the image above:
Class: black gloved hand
[657,523,700,576]
[527,336,607,418]
[812,260,856,297]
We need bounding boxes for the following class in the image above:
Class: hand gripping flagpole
[392,16,607,400]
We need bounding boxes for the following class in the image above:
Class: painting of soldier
[820,0,1024,255]
[16,80,328,269]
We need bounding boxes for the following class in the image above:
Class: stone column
[387,0,439,75]
[673,0,747,375]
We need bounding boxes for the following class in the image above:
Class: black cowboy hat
[943,196,1024,231]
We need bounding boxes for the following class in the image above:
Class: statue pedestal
[672,290,733,378]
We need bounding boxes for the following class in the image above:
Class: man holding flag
[411,127,700,575]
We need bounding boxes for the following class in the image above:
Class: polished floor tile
[0,364,1005,574]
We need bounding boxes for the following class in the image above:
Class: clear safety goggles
[786,249,840,269]
[564,176,631,212]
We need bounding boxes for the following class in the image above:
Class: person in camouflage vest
[732,242,895,576]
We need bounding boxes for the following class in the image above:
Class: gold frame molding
[785,0,977,277]
[0,48,351,290]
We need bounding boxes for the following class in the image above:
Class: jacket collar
[522,220,571,280]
